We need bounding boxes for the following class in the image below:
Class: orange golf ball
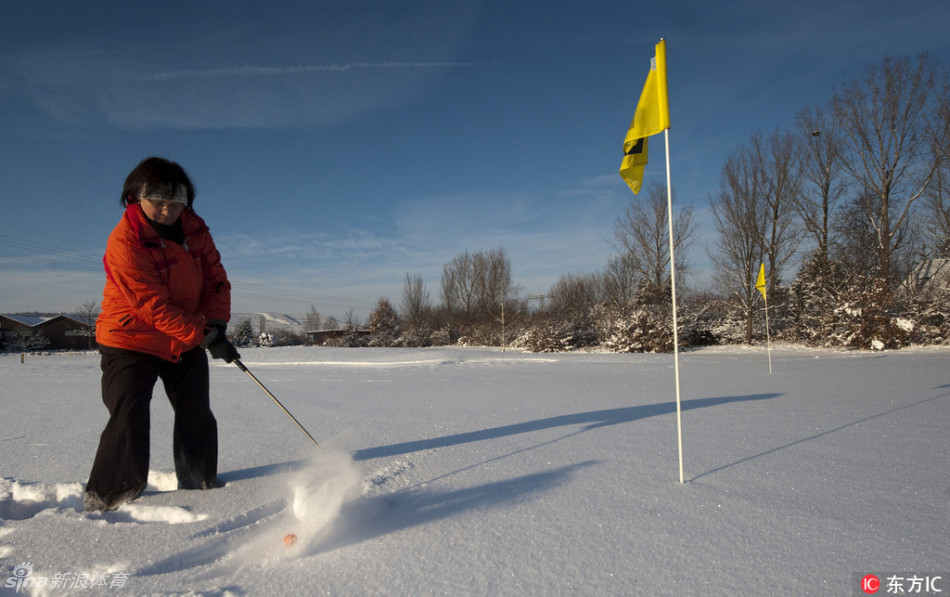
[284,533,297,546]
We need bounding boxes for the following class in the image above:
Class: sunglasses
[141,197,186,211]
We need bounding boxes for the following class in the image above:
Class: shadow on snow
[351,393,782,462]
[218,392,782,484]
[313,460,599,556]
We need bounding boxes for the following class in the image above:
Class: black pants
[84,346,218,511]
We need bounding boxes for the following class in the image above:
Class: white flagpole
[764,292,773,373]
[663,128,685,484]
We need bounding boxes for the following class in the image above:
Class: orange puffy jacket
[96,204,231,362]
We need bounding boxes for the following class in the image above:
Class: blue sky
[2,0,949,319]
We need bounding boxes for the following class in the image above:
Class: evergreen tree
[787,251,847,346]
[368,298,399,347]
[231,319,254,348]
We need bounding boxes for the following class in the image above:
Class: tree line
[335,52,948,352]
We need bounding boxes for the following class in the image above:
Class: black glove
[201,323,240,363]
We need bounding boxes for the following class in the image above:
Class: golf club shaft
[234,358,326,453]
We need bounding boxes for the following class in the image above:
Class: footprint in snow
[0,471,205,525]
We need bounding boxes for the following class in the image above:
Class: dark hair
[121,157,196,208]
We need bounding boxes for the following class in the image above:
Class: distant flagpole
[619,39,685,483]
[756,263,772,373]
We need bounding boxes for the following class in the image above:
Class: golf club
[233,358,326,454]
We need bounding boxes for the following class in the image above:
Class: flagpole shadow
[690,392,948,481]
[353,393,781,462]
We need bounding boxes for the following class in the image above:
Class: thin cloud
[142,61,474,81]
[4,56,469,130]
[218,228,420,266]
[2,48,474,131]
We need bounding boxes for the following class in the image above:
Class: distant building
[0,313,96,351]
[0,314,34,350]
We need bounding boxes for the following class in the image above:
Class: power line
[0,232,104,275]
[0,230,375,312]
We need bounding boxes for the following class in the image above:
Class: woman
[84,157,239,512]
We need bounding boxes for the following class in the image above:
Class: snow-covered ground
[2,344,948,596]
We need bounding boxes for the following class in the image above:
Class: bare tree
[920,75,950,258]
[601,254,638,311]
[323,315,340,330]
[752,129,804,292]
[832,53,948,283]
[708,128,802,343]
[920,163,950,258]
[439,248,516,343]
[304,305,322,332]
[475,248,514,319]
[547,272,603,329]
[788,106,851,337]
[343,308,362,330]
[401,273,431,329]
[836,192,885,277]
[611,182,695,300]
[794,104,848,268]
[441,251,477,325]
[75,301,100,349]
[708,144,768,343]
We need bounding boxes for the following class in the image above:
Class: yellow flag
[619,39,671,195]
[619,137,649,194]
[755,263,767,300]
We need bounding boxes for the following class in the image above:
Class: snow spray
[287,451,361,546]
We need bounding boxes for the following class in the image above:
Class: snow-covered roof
[0,314,51,326]
[0,313,90,327]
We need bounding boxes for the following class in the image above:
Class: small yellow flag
[755,263,767,300]
[619,39,671,195]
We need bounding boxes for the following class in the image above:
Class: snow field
[1,345,948,595]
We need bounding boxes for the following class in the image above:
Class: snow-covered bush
[835,276,910,349]
[519,320,597,352]
[429,326,452,347]
[784,253,848,347]
[896,286,950,345]
[677,292,730,347]
[597,306,674,353]
[590,300,673,353]
[396,325,433,348]
[519,322,565,353]
[6,329,51,352]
